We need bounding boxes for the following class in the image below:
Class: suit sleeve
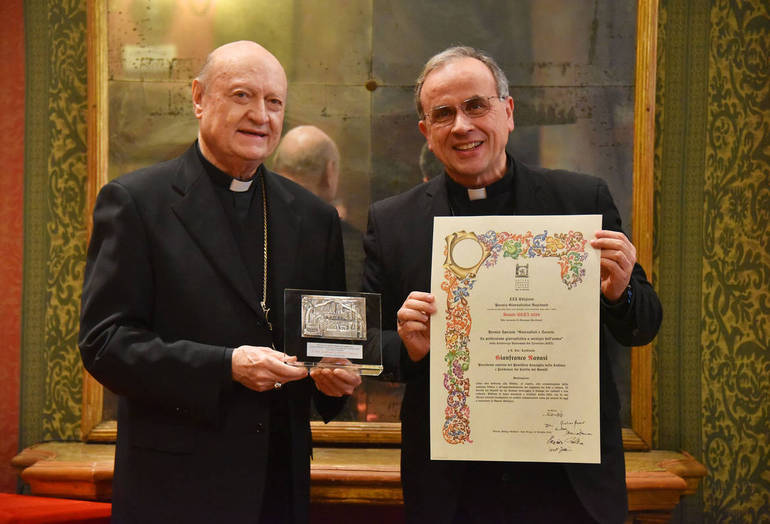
[595,179,662,346]
[362,204,417,382]
[78,181,229,425]
[312,209,350,421]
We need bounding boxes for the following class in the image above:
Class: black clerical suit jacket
[79,144,346,523]
[363,156,662,524]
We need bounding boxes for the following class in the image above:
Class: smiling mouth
[454,141,482,151]
[239,130,267,137]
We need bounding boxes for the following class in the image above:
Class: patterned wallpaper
[701,1,769,521]
[654,7,710,523]
[21,0,88,444]
[41,0,88,441]
[656,0,769,522]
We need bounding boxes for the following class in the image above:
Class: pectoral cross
[261,301,272,332]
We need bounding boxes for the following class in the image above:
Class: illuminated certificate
[429,215,602,463]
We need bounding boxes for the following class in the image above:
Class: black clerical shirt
[196,144,294,521]
[445,157,516,216]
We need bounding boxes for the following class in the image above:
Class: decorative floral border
[440,229,589,444]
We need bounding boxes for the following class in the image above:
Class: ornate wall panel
[655,0,709,521]
[21,0,88,444]
[41,0,89,441]
[21,0,53,451]
[702,1,770,521]
[655,0,709,471]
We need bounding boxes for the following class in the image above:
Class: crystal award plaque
[283,289,382,376]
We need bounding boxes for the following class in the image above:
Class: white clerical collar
[229,178,254,192]
[467,187,487,201]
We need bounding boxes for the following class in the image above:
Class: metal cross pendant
[261,301,273,332]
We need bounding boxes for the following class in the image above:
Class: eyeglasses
[424,95,504,126]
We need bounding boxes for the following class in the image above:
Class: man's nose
[450,109,474,133]
[247,99,269,123]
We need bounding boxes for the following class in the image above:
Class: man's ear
[319,159,339,201]
[505,96,515,133]
[418,120,431,150]
[192,79,204,119]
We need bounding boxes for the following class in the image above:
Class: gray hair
[414,46,510,118]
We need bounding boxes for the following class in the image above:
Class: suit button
[255,423,264,433]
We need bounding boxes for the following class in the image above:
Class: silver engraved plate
[301,294,367,340]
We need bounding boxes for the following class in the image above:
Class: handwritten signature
[544,417,592,453]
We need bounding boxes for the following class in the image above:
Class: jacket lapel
[262,169,300,312]
[417,176,452,289]
[512,157,550,215]
[424,174,452,218]
[170,146,266,320]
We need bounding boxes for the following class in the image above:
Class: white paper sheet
[430,215,602,463]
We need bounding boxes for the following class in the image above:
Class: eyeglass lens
[428,96,496,125]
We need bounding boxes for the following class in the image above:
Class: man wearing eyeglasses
[362,46,662,523]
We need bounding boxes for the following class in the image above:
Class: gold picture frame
[82,0,658,450]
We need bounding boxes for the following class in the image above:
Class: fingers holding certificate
[429,215,603,463]
[397,291,437,362]
[591,230,637,303]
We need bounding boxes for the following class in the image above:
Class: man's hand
[590,230,636,303]
[231,345,308,391]
[397,291,437,362]
[309,358,362,397]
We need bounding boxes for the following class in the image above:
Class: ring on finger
[274,382,282,389]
